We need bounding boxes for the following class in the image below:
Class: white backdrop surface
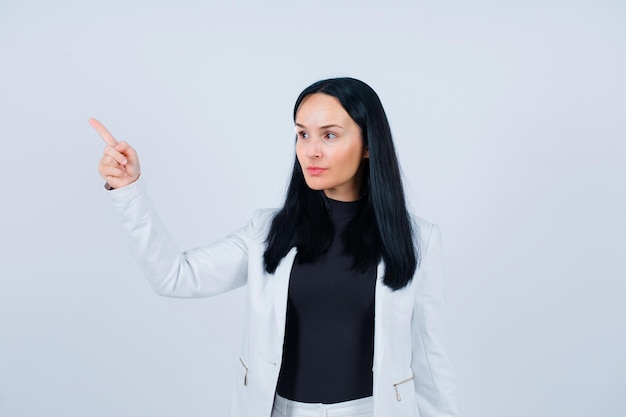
[1,1,624,416]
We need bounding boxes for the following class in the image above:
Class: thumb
[115,141,137,158]
[115,141,141,180]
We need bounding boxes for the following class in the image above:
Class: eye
[297,131,309,139]
[324,132,337,140]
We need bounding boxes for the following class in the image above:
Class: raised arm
[90,119,249,297]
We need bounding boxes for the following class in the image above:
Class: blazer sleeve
[107,176,259,298]
[411,223,460,417]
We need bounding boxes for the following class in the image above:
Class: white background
[1,0,624,416]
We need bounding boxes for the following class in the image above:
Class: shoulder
[242,208,280,240]
[409,214,441,255]
[410,214,434,232]
[250,208,279,225]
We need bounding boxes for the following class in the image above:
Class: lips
[306,166,327,175]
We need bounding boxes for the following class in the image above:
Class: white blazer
[108,177,460,417]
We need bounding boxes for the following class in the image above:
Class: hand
[90,118,141,189]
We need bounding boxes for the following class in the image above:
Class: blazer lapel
[373,262,387,386]
[273,248,297,344]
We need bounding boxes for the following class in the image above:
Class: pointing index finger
[89,118,119,147]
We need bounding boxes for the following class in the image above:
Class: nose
[306,138,323,159]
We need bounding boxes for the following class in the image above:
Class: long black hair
[263,77,418,290]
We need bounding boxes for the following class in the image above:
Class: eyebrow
[295,123,344,129]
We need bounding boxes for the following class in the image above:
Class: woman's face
[295,93,369,202]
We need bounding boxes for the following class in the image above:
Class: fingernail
[122,159,128,164]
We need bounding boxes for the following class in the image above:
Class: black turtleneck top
[275,197,377,404]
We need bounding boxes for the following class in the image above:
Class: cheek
[341,147,365,168]
[295,143,305,164]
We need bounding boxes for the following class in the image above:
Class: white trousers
[271,394,374,417]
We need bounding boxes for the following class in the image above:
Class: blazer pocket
[392,375,414,402]
[239,357,249,386]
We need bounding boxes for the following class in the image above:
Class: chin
[303,178,326,191]
[305,183,325,192]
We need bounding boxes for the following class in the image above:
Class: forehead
[295,93,350,124]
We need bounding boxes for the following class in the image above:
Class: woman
[92,77,460,417]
